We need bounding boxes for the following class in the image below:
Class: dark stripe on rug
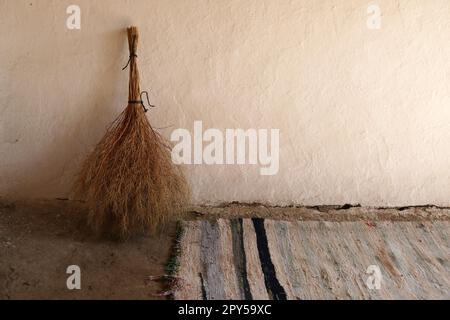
[199,272,207,300]
[252,218,287,300]
[200,220,225,300]
[231,219,253,300]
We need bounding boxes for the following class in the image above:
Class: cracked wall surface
[1,0,450,206]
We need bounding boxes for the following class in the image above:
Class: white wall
[1,0,450,206]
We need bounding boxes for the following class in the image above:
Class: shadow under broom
[74,26,190,239]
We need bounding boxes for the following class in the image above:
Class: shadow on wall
[2,29,130,199]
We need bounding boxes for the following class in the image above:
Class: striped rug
[173,219,450,300]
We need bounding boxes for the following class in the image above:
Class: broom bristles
[74,26,190,238]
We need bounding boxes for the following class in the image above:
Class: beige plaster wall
[1,0,450,206]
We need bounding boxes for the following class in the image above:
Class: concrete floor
[0,199,175,300]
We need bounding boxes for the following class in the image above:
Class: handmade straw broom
[74,26,189,238]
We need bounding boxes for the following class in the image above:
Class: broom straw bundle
[74,26,189,238]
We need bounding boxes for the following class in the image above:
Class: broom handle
[127,26,141,103]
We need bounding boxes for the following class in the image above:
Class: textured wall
[1,0,450,206]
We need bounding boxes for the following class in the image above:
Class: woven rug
[173,219,450,300]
